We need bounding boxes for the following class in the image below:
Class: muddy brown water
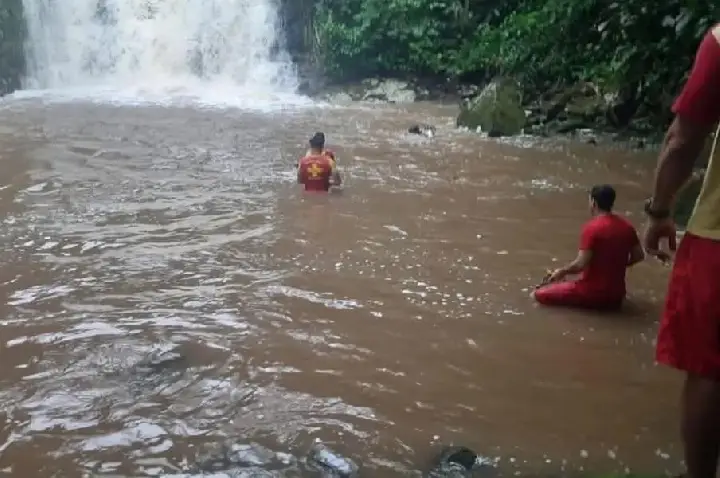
[0,97,680,477]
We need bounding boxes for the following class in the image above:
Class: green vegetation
[0,0,25,95]
[311,0,720,128]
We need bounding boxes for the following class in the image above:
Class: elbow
[664,117,713,166]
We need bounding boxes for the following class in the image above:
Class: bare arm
[554,250,592,280]
[651,27,720,210]
[330,160,342,186]
[649,117,713,211]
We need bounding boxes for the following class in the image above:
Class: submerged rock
[456,78,526,137]
[427,446,496,478]
[409,124,436,138]
[193,442,295,474]
[308,443,358,477]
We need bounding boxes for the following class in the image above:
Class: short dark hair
[309,132,325,149]
[590,184,616,212]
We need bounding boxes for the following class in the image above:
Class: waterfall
[20,0,298,97]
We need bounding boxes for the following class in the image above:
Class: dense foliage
[312,0,720,121]
[0,0,25,95]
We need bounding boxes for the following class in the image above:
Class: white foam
[19,0,316,110]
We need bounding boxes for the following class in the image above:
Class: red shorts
[656,232,720,378]
[533,281,623,310]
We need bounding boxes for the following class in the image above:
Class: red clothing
[298,154,333,192]
[656,27,720,378]
[656,233,720,378]
[534,214,639,309]
[671,26,720,125]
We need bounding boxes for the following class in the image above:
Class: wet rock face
[317,78,420,104]
[522,81,651,137]
[0,0,25,96]
[456,78,526,137]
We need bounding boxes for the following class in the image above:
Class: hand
[541,268,564,284]
[643,217,677,263]
[548,268,566,283]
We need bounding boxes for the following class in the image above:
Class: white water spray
[19,0,303,105]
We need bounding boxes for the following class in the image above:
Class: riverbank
[307,76,666,145]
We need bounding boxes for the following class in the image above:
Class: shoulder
[582,217,603,231]
[672,25,720,124]
[607,214,638,236]
[698,24,720,66]
[611,213,635,228]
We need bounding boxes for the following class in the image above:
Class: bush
[312,0,720,124]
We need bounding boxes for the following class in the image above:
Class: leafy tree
[311,0,719,126]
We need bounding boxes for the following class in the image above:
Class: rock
[457,84,480,100]
[323,91,354,105]
[308,443,358,477]
[427,446,496,478]
[361,78,416,103]
[456,78,526,137]
[0,0,25,96]
[314,78,419,104]
[194,442,279,473]
[526,82,623,135]
[408,124,436,138]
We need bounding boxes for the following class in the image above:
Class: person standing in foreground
[297,132,342,192]
[532,184,644,310]
[644,25,720,478]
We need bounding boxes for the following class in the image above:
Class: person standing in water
[297,132,342,192]
[305,132,337,165]
[532,184,645,310]
[644,24,720,478]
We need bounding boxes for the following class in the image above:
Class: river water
[0,92,681,476]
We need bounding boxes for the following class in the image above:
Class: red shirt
[576,214,640,300]
[672,25,720,125]
[298,154,333,192]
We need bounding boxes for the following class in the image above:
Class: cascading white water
[20,0,300,102]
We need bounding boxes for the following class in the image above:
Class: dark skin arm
[549,250,592,282]
[649,116,712,212]
[644,116,713,260]
[330,165,342,186]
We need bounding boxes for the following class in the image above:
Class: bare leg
[682,373,720,478]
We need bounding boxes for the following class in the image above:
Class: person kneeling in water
[297,132,342,192]
[532,184,645,310]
